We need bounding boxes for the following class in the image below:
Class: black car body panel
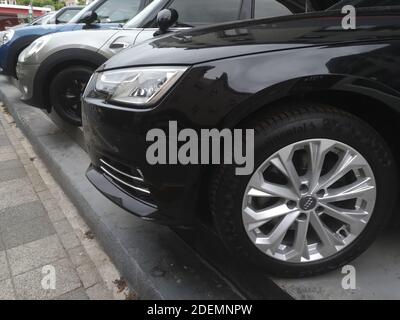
[83,9,400,226]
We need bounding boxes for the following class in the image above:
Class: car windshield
[69,0,143,24]
[328,0,400,9]
[68,0,101,23]
[124,0,165,28]
[31,13,55,25]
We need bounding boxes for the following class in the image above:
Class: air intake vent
[100,158,155,205]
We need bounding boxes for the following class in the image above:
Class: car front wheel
[49,66,94,126]
[210,103,397,277]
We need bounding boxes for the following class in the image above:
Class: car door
[134,0,251,45]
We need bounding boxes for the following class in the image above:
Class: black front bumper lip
[86,165,157,218]
[86,165,192,227]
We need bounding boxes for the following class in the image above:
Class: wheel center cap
[299,196,317,211]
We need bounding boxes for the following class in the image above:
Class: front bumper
[0,45,9,75]
[82,96,203,227]
[16,62,39,105]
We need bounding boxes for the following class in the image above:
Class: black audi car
[82,0,400,277]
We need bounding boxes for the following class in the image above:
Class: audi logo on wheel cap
[299,196,317,211]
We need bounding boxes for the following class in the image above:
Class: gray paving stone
[0,146,14,154]
[86,283,113,300]
[0,237,4,251]
[0,201,47,230]
[14,258,81,300]
[7,235,66,276]
[68,246,91,268]
[29,174,46,189]
[0,159,22,170]
[77,263,102,288]
[0,136,10,147]
[2,215,56,249]
[56,287,89,300]
[53,219,73,235]
[0,166,26,182]
[0,152,17,162]
[47,208,64,222]
[0,251,10,281]
[0,278,15,300]
[42,199,58,212]
[0,178,37,211]
[32,182,48,193]
[59,232,80,250]
[37,190,52,202]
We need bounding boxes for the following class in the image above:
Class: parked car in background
[9,6,83,30]
[82,1,400,277]
[0,0,152,77]
[16,0,333,126]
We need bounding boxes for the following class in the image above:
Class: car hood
[102,9,400,70]
[13,23,74,36]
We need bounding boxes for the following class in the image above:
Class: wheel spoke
[292,215,310,261]
[243,204,298,231]
[270,147,301,197]
[247,172,299,201]
[309,212,343,256]
[320,203,368,233]
[307,140,336,193]
[255,211,300,254]
[318,150,366,190]
[321,177,375,203]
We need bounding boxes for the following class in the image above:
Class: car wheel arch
[201,75,400,222]
[36,49,108,111]
[8,35,42,77]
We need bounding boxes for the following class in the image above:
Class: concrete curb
[0,76,244,300]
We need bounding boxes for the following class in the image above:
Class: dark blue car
[0,0,151,77]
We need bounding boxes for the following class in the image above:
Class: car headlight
[95,66,188,107]
[18,35,50,63]
[0,30,14,46]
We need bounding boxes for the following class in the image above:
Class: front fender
[205,42,400,128]
[1,35,41,77]
[222,74,400,128]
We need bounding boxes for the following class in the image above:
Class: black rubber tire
[49,66,94,126]
[210,103,398,277]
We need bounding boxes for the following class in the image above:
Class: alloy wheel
[59,78,86,121]
[242,139,376,263]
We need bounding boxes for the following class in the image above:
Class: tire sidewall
[50,66,94,126]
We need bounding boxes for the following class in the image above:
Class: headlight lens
[1,30,14,46]
[18,35,50,63]
[95,66,188,107]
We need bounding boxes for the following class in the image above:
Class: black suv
[82,0,400,276]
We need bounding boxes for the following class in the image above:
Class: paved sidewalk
[0,103,133,300]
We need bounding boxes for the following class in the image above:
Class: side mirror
[154,9,178,36]
[80,10,98,26]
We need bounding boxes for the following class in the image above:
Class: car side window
[329,0,400,9]
[57,9,81,23]
[254,0,310,19]
[94,0,142,24]
[167,0,243,27]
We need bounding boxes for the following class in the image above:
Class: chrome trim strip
[100,159,144,182]
[100,166,150,195]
